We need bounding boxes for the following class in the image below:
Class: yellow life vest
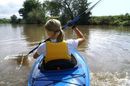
[45,41,71,63]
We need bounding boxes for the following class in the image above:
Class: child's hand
[72,25,77,29]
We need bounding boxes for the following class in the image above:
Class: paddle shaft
[27,0,101,55]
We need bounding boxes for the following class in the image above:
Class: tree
[57,0,90,25]
[44,1,62,17]
[77,0,91,25]
[18,0,90,24]
[10,15,18,24]
[26,8,45,24]
[19,0,46,24]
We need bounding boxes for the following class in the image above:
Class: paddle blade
[62,16,80,29]
[15,54,29,70]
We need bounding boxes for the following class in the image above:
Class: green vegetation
[19,0,46,24]
[10,15,22,24]
[16,0,90,24]
[89,13,130,26]
[57,0,91,25]
[0,18,10,23]
[1,0,130,26]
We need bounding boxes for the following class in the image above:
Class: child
[33,19,85,70]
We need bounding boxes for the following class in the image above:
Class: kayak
[28,46,90,86]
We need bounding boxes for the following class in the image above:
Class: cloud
[0,0,25,18]
[0,0,44,19]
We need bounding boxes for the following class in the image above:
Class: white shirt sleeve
[66,39,79,49]
[36,43,46,55]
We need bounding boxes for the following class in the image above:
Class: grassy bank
[0,18,10,24]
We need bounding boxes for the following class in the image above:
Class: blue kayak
[28,47,90,86]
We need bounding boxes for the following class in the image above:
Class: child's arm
[72,26,85,46]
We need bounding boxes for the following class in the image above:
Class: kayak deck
[28,47,90,86]
[33,67,86,86]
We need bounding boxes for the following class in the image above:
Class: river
[0,24,130,86]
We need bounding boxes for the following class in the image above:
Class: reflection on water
[22,24,45,43]
[91,72,130,86]
[0,24,130,86]
[86,26,130,72]
[0,56,31,86]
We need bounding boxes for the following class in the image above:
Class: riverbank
[90,13,130,26]
[1,13,130,26]
[0,18,10,24]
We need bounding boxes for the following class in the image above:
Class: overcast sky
[0,0,24,18]
[0,0,130,19]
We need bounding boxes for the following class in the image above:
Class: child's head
[45,19,64,42]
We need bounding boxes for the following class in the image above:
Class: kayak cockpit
[38,54,78,71]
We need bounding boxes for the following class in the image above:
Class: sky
[0,0,130,19]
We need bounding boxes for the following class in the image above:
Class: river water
[0,24,130,86]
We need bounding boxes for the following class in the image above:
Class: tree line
[1,0,130,26]
[11,0,91,25]
[0,18,10,23]
[90,13,130,26]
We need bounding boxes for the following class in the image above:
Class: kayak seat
[38,54,77,71]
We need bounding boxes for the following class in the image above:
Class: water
[0,24,130,86]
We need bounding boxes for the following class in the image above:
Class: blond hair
[45,19,64,42]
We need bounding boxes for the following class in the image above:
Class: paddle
[17,0,101,70]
